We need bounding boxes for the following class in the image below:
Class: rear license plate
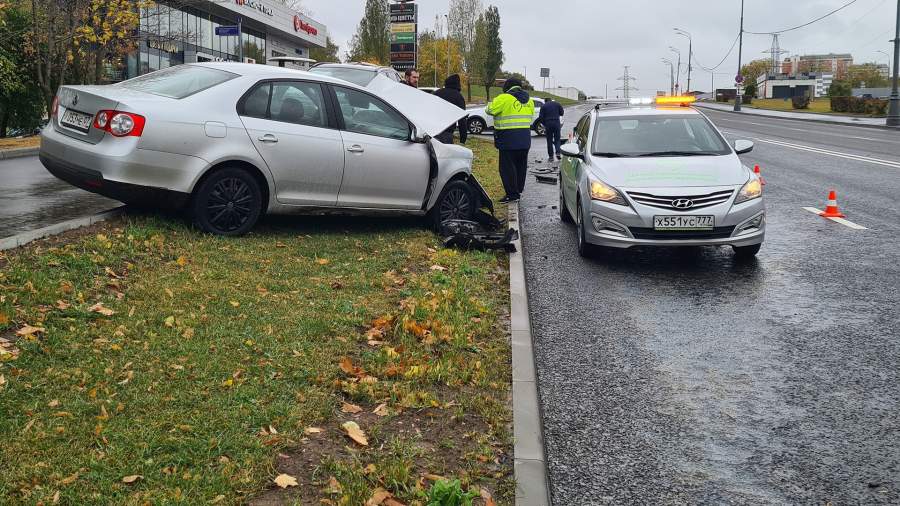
[61,109,93,133]
[654,215,715,230]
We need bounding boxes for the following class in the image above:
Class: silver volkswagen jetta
[40,63,489,235]
[558,98,765,258]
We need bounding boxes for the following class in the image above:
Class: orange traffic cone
[819,190,846,218]
[754,165,766,186]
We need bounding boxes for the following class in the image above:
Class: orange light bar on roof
[656,96,697,106]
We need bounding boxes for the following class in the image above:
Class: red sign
[294,15,318,36]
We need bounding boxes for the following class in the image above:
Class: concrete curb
[695,103,896,131]
[0,147,39,160]
[0,206,126,251]
[508,202,552,506]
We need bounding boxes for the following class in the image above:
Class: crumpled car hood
[368,74,468,138]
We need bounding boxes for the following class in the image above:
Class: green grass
[719,97,885,117]
[0,138,513,505]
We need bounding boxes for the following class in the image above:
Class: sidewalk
[695,101,892,129]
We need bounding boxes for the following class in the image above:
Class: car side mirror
[410,126,425,143]
[560,142,583,160]
[734,139,754,154]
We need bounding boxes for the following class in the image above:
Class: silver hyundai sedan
[40,63,489,235]
[558,97,764,258]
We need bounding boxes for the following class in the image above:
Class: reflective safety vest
[486,88,535,131]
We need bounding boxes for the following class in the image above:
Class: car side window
[333,87,410,141]
[242,83,271,119]
[269,82,327,127]
[576,115,590,150]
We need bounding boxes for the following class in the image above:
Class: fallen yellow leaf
[175,256,188,266]
[60,473,79,485]
[54,300,71,310]
[229,301,240,308]
[341,402,363,414]
[121,475,142,484]
[164,288,174,298]
[316,258,330,265]
[0,312,9,325]
[164,316,175,328]
[430,265,447,272]
[326,476,342,494]
[48,399,60,408]
[366,488,392,506]
[342,421,368,446]
[304,427,323,435]
[373,403,389,417]
[16,325,45,337]
[273,473,298,488]
[88,303,115,316]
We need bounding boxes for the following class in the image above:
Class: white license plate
[654,215,715,230]
[61,109,93,132]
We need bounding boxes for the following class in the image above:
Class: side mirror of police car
[734,139,754,154]
[560,142,583,160]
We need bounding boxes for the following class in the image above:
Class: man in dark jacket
[433,74,468,145]
[538,97,565,161]
[486,78,535,203]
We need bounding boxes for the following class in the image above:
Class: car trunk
[54,86,125,144]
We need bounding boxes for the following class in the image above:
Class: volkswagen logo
[72,93,78,107]
[672,198,694,209]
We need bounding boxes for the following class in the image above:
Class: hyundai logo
[672,198,694,209]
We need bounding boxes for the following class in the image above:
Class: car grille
[629,226,736,240]
[627,189,734,211]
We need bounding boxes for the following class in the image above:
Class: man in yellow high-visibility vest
[487,78,535,203]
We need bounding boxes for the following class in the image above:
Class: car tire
[468,117,486,135]
[534,121,546,137]
[559,179,573,224]
[430,179,478,230]
[733,243,762,259]
[575,198,596,258]
[191,167,263,236]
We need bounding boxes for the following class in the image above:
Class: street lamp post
[735,0,745,112]
[675,28,693,93]
[445,13,451,79]
[669,47,681,94]
[662,58,675,95]
[877,49,891,78]
[886,0,900,128]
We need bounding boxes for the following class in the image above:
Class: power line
[693,32,741,71]
[745,0,861,35]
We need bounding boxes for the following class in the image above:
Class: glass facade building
[121,0,327,81]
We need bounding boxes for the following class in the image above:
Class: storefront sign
[235,0,273,17]
[148,39,179,54]
[293,15,318,36]
[389,2,416,72]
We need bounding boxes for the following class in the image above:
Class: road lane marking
[757,138,900,168]
[802,207,869,229]
[711,118,888,142]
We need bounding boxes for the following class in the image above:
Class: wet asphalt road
[521,105,900,504]
[0,155,119,239]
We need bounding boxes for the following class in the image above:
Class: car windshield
[118,65,237,99]
[309,66,377,86]
[591,114,731,157]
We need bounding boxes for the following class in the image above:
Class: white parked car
[40,63,491,236]
[466,97,546,136]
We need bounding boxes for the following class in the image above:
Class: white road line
[710,117,893,142]
[757,138,900,169]
[802,207,869,230]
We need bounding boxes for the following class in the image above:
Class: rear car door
[329,85,430,210]
[239,80,344,206]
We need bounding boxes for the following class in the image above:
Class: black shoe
[556,154,562,161]
[499,196,512,204]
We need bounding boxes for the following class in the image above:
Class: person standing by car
[433,74,468,145]
[487,78,535,203]
[404,69,420,88]
[538,96,564,161]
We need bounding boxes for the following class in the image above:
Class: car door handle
[347,145,364,153]
[258,134,278,143]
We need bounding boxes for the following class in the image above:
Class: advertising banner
[389,2,417,72]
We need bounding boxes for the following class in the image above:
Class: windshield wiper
[636,151,714,157]
[591,152,629,158]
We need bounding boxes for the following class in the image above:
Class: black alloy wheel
[468,117,486,134]
[431,180,476,230]
[192,167,263,236]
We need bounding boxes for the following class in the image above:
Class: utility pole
[662,58,675,95]
[734,0,745,112]
[669,47,681,94]
[616,66,638,100]
[887,0,900,126]
[434,14,439,87]
[238,16,243,62]
[675,29,692,93]
[445,13,451,79]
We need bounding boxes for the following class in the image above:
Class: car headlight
[589,179,627,206]
[734,178,762,204]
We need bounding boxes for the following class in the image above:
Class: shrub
[831,96,888,115]
[742,95,753,105]
[792,96,810,109]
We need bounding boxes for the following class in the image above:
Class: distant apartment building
[876,63,890,79]
[781,53,853,79]
[544,86,582,101]
[756,72,833,99]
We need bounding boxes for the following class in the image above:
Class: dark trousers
[499,149,529,198]
[545,121,562,157]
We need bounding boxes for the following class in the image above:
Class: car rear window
[118,65,237,99]
[308,66,377,87]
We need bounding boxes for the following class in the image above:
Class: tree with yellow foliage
[75,0,146,84]
[417,31,465,89]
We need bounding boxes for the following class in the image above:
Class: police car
[558,96,765,258]
[465,98,547,136]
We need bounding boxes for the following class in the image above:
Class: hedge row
[830,96,888,115]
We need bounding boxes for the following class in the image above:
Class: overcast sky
[300,0,896,97]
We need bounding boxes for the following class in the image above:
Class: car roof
[190,62,364,88]
[313,62,393,72]
[593,105,701,118]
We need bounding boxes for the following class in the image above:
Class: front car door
[562,114,591,207]
[329,85,430,210]
[239,80,345,206]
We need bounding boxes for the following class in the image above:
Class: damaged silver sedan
[40,62,489,235]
